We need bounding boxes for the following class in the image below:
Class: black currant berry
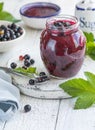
[29,79,35,85]
[10,62,17,69]
[54,22,63,27]
[39,72,46,77]
[36,77,45,83]
[24,54,30,60]
[11,23,17,29]
[22,66,27,70]
[24,60,30,67]
[30,59,35,65]
[24,104,31,112]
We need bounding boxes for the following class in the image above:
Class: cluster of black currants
[0,23,23,41]
[53,21,71,28]
[29,72,49,85]
[23,54,35,68]
[10,54,35,69]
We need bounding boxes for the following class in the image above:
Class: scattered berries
[39,72,46,77]
[22,66,27,69]
[24,60,31,67]
[24,104,31,112]
[29,79,35,85]
[10,62,17,69]
[19,55,24,61]
[24,54,30,60]
[36,77,44,83]
[30,59,35,65]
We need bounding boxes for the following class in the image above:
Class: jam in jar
[40,15,86,78]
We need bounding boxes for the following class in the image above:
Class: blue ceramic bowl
[20,2,61,29]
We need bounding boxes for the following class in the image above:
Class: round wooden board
[7,56,95,99]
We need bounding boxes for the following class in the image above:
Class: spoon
[0,66,50,84]
[0,66,34,78]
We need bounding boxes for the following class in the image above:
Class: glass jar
[40,15,86,78]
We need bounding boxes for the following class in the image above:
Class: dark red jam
[23,6,57,17]
[40,16,86,78]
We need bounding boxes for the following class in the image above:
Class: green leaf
[84,72,95,88]
[0,2,3,12]
[15,67,28,73]
[59,71,95,109]
[89,33,94,42]
[0,11,21,23]
[83,32,95,60]
[84,32,94,42]
[60,78,95,97]
[27,67,36,73]
[86,41,95,60]
[15,67,37,76]
[74,93,95,109]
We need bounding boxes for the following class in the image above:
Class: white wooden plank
[0,122,5,130]
[2,0,19,15]
[56,99,95,130]
[1,0,95,130]
[4,95,59,130]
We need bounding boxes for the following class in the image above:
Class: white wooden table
[1,0,95,130]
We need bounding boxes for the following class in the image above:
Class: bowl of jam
[40,15,86,78]
[20,2,61,29]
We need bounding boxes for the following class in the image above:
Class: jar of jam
[40,15,86,78]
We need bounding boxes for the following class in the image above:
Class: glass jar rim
[46,15,79,33]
